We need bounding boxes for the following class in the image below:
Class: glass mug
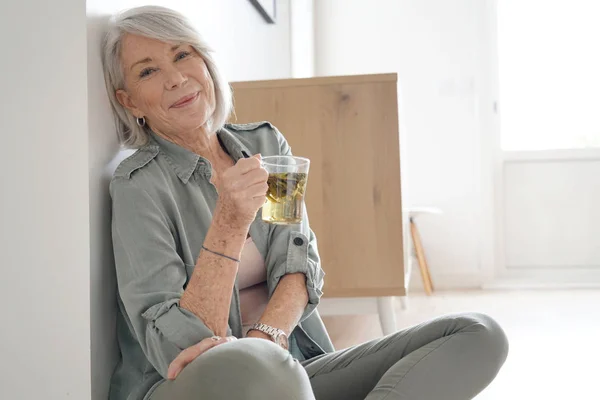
[261,156,310,225]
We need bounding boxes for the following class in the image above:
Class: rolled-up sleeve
[265,126,326,322]
[111,177,217,378]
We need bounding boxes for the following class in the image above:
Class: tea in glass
[261,156,310,224]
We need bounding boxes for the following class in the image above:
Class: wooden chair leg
[410,217,434,295]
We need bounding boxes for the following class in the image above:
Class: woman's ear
[116,89,143,118]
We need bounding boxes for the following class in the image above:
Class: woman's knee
[192,338,313,398]
[460,312,509,367]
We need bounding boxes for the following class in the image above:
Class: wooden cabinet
[230,74,405,298]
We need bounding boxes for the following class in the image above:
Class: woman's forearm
[256,273,309,336]
[180,210,248,336]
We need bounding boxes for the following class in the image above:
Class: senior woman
[102,6,508,400]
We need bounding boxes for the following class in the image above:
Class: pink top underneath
[238,237,269,333]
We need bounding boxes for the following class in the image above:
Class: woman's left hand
[167,336,237,380]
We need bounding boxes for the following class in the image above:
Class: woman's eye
[175,51,191,61]
[139,68,156,78]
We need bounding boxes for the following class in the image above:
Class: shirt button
[293,237,304,246]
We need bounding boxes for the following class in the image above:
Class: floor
[321,289,600,399]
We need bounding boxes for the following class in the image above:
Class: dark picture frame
[249,0,276,24]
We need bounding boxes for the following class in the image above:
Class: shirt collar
[148,127,252,184]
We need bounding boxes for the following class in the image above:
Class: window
[498,0,600,150]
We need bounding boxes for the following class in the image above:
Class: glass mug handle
[241,152,268,204]
[241,150,265,167]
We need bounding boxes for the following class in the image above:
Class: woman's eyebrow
[130,45,183,71]
[130,57,152,71]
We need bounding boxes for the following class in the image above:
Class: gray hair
[101,6,232,148]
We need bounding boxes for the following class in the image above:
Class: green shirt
[108,122,334,400]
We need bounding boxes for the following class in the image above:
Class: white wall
[315,0,490,288]
[0,0,91,399]
[504,158,600,269]
[493,151,600,287]
[87,1,293,399]
[290,0,315,78]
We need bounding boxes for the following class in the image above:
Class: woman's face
[116,34,216,136]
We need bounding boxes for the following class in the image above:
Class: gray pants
[150,312,509,400]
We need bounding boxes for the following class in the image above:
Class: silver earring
[136,117,146,127]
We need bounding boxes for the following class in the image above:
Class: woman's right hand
[214,154,268,229]
[167,336,237,380]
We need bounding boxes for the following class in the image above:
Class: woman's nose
[164,67,187,89]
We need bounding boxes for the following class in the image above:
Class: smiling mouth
[170,91,200,108]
